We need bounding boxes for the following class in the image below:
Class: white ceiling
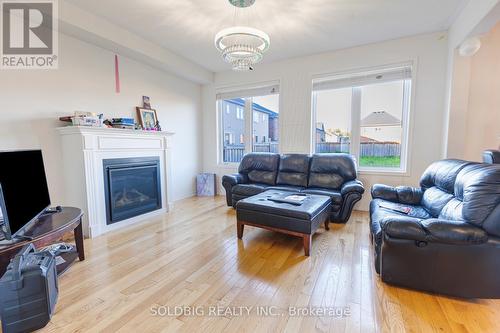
[64,0,468,72]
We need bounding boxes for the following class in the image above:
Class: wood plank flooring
[40,196,500,333]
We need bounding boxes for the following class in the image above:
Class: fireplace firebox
[103,157,162,225]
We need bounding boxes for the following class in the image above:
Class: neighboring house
[360,111,401,143]
[316,122,326,143]
[222,98,279,145]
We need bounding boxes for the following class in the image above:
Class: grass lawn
[359,156,401,168]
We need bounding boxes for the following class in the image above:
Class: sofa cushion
[419,159,472,217]
[267,185,305,192]
[308,154,357,190]
[421,187,454,217]
[302,188,342,205]
[238,153,280,185]
[370,198,432,246]
[420,159,471,193]
[453,164,500,234]
[232,183,269,197]
[276,154,310,187]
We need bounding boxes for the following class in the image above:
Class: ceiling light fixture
[215,0,270,71]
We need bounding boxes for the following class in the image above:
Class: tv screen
[0,150,51,239]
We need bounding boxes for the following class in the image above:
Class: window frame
[217,84,280,166]
[312,65,413,175]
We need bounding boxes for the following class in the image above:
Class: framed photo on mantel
[136,107,158,129]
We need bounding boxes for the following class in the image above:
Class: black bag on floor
[0,244,58,333]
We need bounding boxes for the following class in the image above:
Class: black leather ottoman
[235,190,332,256]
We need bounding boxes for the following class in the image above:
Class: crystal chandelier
[215,0,270,71]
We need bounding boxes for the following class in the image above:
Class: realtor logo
[1,0,58,69]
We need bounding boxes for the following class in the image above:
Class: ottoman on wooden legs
[235,190,331,256]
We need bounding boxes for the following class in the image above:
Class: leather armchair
[369,159,500,298]
[222,153,364,224]
[483,149,500,164]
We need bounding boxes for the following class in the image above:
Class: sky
[316,80,404,141]
[253,94,279,113]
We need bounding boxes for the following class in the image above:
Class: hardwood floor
[41,196,500,333]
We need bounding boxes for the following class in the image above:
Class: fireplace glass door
[103,157,161,225]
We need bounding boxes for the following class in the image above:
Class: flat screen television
[0,150,51,240]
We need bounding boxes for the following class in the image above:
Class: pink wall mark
[115,54,120,93]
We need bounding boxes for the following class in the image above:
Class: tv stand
[0,207,84,276]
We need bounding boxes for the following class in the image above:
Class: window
[312,65,411,172]
[253,111,260,123]
[236,107,244,120]
[217,85,280,163]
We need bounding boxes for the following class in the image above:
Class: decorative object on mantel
[154,120,162,131]
[196,173,216,196]
[136,107,159,130]
[110,118,135,129]
[59,111,104,127]
[142,96,151,109]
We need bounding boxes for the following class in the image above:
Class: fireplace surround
[58,126,174,238]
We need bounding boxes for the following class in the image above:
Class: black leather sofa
[370,159,500,298]
[222,153,364,223]
[483,149,500,164]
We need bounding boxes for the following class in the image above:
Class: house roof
[226,98,279,118]
[361,111,400,127]
[360,136,379,143]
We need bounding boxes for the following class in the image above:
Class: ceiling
[64,0,468,72]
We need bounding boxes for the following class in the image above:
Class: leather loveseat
[222,153,364,223]
[370,159,500,298]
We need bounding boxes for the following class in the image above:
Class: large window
[312,65,411,172]
[218,85,280,163]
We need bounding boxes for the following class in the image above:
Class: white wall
[443,0,500,157]
[462,23,500,160]
[0,33,202,204]
[202,32,449,211]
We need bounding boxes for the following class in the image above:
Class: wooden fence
[223,143,279,163]
[316,142,401,157]
[223,142,400,163]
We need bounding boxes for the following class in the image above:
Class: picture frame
[136,107,158,129]
[142,95,151,109]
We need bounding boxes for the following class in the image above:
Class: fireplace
[103,157,162,225]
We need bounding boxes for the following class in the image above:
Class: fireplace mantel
[57,126,175,238]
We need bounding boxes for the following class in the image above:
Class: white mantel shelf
[57,125,175,137]
[57,126,175,238]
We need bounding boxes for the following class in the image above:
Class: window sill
[217,163,240,170]
[358,168,410,177]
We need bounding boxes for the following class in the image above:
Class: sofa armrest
[382,217,489,245]
[371,184,423,205]
[341,180,365,196]
[222,173,248,187]
[221,173,248,207]
[420,219,488,245]
[382,216,427,241]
